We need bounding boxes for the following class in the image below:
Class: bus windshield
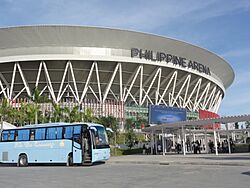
[93,126,109,146]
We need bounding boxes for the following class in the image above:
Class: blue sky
[0,0,250,116]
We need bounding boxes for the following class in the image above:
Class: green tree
[6,106,19,124]
[69,106,82,123]
[82,108,96,122]
[30,87,50,124]
[125,129,138,149]
[25,103,39,124]
[0,99,10,137]
[125,118,135,131]
[52,102,64,122]
[17,102,29,126]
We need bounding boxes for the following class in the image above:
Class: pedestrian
[157,144,162,154]
[176,142,181,154]
[145,143,150,155]
[142,144,146,155]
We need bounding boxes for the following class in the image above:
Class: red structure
[199,109,221,129]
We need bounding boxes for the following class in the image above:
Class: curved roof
[0,25,234,89]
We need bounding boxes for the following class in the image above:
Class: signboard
[131,48,211,75]
[149,105,187,125]
[199,109,221,129]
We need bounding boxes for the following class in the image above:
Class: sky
[0,0,250,116]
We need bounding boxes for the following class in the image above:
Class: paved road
[108,153,250,166]
[0,163,250,188]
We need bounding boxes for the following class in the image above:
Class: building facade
[0,26,234,124]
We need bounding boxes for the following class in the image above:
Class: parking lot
[0,163,250,188]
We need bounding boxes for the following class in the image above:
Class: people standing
[145,143,150,155]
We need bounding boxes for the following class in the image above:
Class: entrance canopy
[143,114,250,156]
[143,114,250,133]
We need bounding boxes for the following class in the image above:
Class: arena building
[0,25,234,125]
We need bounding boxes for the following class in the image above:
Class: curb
[107,160,250,166]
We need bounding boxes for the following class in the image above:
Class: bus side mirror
[106,128,113,133]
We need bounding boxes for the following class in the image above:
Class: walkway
[108,153,250,166]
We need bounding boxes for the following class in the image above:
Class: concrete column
[151,132,154,155]
[218,132,221,143]
[226,123,231,154]
[162,128,165,156]
[182,126,186,156]
[205,129,208,153]
[155,132,158,155]
[213,126,218,156]
[193,130,196,142]
[172,133,175,152]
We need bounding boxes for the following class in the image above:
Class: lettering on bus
[14,141,56,148]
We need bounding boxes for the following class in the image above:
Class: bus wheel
[67,154,73,166]
[18,154,28,167]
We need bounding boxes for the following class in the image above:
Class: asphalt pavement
[0,163,250,188]
[0,153,250,188]
[108,153,250,166]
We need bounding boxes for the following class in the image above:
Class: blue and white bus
[0,122,111,166]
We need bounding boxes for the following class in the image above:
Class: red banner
[199,109,221,129]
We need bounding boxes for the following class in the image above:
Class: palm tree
[52,102,64,122]
[6,106,18,124]
[30,87,50,124]
[82,108,96,122]
[69,106,81,123]
[25,103,39,124]
[0,99,10,138]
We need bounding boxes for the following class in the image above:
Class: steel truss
[0,61,224,113]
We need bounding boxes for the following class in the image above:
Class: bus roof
[3,122,105,130]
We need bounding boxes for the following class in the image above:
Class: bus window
[35,128,46,140]
[30,129,35,141]
[1,131,8,141]
[46,127,56,139]
[17,129,30,141]
[73,126,81,135]
[9,130,15,141]
[64,126,73,139]
[56,127,63,139]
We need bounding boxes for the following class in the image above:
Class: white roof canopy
[143,114,250,133]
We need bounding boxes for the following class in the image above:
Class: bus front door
[72,135,82,164]
[82,130,92,164]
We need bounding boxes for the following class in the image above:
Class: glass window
[64,126,73,139]
[1,131,8,141]
[17,129,30,141]
[35,128,46,140]
[9,130,15,141]
[93,126,109,146]
[46,127,56,139]
[73,126,81,135]
[56,127,63,139]
[30,129,35,141]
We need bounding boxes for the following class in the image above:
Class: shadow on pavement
[242,171,250,176]
[202,156,250,161]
